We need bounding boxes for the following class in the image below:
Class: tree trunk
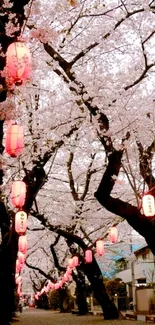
[83,257,119,319]
[0,232,17,324]
[72,270,88,315]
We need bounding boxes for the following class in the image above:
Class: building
[115,245,155,300]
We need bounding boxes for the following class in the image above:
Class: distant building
[115,245,155,299]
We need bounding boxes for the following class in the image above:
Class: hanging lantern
[18,235,28,254]
[19,260,25,271]
[46,282,51,292]
[68,258,74,268]
[15,275,22,285]
[58,280,63,287]
[6,42,31,86]
[85,249,92,263]
[73,255,79,267]
[11,180,26,208]
[17,283,21,295]
[54,283,59,290]
[142,194,155,217]
[109,227,118,243]
[15,273,19,279]
[16,259,21,273]
[18,251,25,265]
[67,266,72,275]
[96,240,104,256]
[34,294,39,300]
[40,288,45,295]
[16,276,22,284]
[50,282,54,290]
[15,211,27,234]
[5,124,24,157]
[64,273,70,282]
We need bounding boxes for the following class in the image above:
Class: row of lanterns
[12,180,27,297]
[15,234,28,296]
[4,41,31,297]
[34,233,119,300]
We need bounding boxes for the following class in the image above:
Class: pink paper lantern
[17,283,21,295]
[85,249,92,263]
[16,259,21,273]
[54,283,59,290]
[96,240,104,256]
[73,256,79,267]
[18,235,28,254]
[58,280,63,287]
[15,275,22,285]
[6,42,31,86]
[11,180,26,208]
[50,282,55,290]
[64,273,70,282]
[142,194,155,217]
[68,258,74,268]
[15,211,27,234]
[109,227,118,243]
[67,266,72,275]
[18,251,25,264]
[5,124,24,157]
[40,288,45,295]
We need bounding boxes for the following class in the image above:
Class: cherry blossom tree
[1,0,155,323]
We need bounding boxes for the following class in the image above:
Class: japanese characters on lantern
[15,211,27,234]
[142,194,155,217]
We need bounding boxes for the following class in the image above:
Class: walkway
[12,308,147,324]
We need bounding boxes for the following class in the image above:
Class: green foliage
[48,288,74,312]
[49,290,60,310]
[105,278,127,297]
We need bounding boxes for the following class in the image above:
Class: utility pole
[130,235,136,314]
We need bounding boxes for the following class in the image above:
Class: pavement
[11,308,148,325]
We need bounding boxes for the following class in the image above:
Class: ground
[12,308,148,324]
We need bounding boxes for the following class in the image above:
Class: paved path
[12,308,147,325]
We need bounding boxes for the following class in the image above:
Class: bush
[48,287,74,312]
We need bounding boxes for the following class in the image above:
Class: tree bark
[72,270,88,315]
[82,257,119,319]
[94,149,155,255]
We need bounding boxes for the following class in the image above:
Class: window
[137,278,146,284]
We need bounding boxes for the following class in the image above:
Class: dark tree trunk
[72,270,88,315]
[82,257,119,319]
[59,287,73,313]
[0,229,18,324]
[94,149,155,256]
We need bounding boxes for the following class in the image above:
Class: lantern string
[143,185,155,196]
[13,95,18,121]
[18,157,21,178]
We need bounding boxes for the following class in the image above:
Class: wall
[136,288,155,313]
[115,261,155,284]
